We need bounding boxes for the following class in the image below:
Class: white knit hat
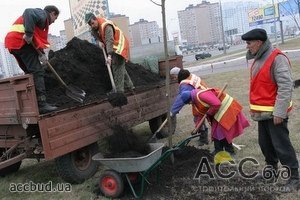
[170,67,181,75]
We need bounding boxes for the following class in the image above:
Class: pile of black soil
[44,37,162,108]
[108,145,279,200]
[104,125,151,158]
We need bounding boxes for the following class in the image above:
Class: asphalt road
[185,49,300,77]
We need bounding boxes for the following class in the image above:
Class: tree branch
[149,0,161,7]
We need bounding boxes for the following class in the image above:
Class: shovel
[101,47,127,107]
[32,43,86,103]
[147,118,168,143]
[191,83,228,135]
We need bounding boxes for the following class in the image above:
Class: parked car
[218,44,230,51]
[195,52,212,60]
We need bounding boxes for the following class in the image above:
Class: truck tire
[0,148,22,177]
[55,142,99,184]
[149,114,176,138]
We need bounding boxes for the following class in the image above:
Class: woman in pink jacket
[181,88,250,156]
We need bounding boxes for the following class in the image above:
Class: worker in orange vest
[169,67,209,146]
[180,88,249,156]
[5,5,59,114]
[85,13,134,93]
[242,28,299,190]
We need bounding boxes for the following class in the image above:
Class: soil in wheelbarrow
[103,125,151,158]
[96,145,280,200]
[44,37,163,109]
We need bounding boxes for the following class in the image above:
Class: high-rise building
[69,0,109,40]
[64,18,75,42]
[222,1,259,37]
[178,1,221,46]
[129,19,162,47]
[0,42,22,78]
[110,14,130,42]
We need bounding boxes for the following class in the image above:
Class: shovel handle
[101,47,117,92]
[191,83,228,135]
[31,43,67,87]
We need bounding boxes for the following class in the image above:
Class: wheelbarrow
[92,134,202,198]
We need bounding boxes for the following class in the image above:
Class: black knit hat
[177,69,190,83]
[241,28,267,41]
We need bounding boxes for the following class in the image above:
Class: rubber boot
[198,124,209,146]
[284,168,300,191]
[212,139,223,156]
[223,140,236,157]
[38,95,57,114]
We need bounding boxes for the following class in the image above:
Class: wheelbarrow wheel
[99,170,124,198]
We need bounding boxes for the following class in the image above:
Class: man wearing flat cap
[242,28,299,190]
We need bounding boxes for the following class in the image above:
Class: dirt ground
[94,144,284,200]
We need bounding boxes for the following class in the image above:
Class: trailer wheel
[99,170,124,198]
[55,142,99,184]
[149,113,167,134]
[0,148,22,177]
[149,114,177,138]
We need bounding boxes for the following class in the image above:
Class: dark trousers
[11,44,46,99]
[258,119,299,169]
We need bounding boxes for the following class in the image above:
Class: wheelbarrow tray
[92,143,165,173]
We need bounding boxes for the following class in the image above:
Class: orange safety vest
[191,88,242,131]
[180,74,208,89]
[250,49,292,113]
[97,18,129,61]
[5,16,50,50]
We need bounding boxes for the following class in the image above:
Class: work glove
[23,34,33,44]
[170,112,175,118]
[38,54,48,66]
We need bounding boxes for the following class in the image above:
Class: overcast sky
[0,0,261,42]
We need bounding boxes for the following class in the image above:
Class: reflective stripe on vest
[180,74,207,89]
[250,48,292,112]
[10,24,25,33]
[98,18,129,60]
[214,94,233,122]
[250,101,293,112]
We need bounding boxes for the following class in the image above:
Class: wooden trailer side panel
[0,74,39,126]
[39,83,178,160]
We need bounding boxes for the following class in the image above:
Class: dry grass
[1,40,300,199]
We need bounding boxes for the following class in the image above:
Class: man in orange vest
[85,13,134,93]
[242,28,299,190]
[5,5,59,114]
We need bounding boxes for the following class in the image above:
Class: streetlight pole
[219,0,226,54]
[272,0,277,47]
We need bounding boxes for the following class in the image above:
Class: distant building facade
[0,42,22,78]
[129,19,163,47]
[178,1,221,46]
[222,1,259,44]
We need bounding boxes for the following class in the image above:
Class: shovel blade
[65,89,84,103]
[67,84,86,98]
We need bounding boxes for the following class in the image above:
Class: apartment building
[222,1,259,36]
[178,1,221,46]
[129,19,163,47]
[0,42,21,78]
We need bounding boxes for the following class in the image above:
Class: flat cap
[85,12,95,24]
[241,28,267,41]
